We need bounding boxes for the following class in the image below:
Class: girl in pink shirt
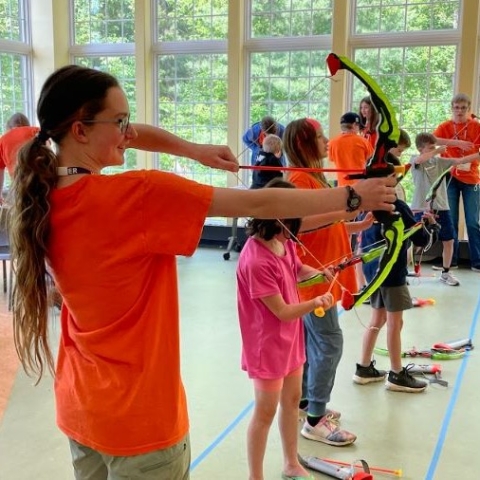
[236,178,333,480]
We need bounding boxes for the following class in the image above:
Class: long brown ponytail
[9,65,119,382]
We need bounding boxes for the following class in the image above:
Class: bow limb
[426,166,453,210]
[327,53,408,306]
[341,215,405,309]
[341,220,426,309]
[326,53,400,177]
[297,244,387,289]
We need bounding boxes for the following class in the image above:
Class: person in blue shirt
[243,115,285,165]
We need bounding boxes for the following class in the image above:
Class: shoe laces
[404,363,417,379]
[322,414,340,430]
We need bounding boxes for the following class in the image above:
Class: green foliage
[355,0,459,33]
[73,0,135,44]
[157,0,227,41]
[251,0,332,37]
[0,0,21,40]
[0,53,28,133]
[352,43,457,202]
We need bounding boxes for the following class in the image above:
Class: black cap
[340,112,363,126]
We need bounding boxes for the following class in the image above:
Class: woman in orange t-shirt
[8,67,397,479]
[284,118,373,447]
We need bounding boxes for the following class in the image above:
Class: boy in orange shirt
[328,111,373,187]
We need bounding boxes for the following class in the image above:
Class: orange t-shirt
[361,129,377,150]
[48,170,213,456]
[288,171,357,303]
[328,133,373,186]
[433,120,480,184]
[0,126,39,176]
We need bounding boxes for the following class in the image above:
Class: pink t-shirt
[236,237,306,380]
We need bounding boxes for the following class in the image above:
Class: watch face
[347,187,361,211]
[350,196,361,207]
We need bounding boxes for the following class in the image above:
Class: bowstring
[237,72,335,182]
[233,71,347,284]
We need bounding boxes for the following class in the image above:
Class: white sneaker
[471,266,480,273]
[440,272,460,286]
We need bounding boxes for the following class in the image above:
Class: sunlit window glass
[251,0,332,37]
[249,50,330,131]
[354,0,460,34]
[156,0,227,41]
[73,0,135,44]
[0,0,27,41]
[156,53,228,187]
[0,52,30,133]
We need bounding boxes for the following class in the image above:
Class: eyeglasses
[83,115,130,134]
[452,106,469,111]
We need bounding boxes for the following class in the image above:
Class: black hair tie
[36,129,50,144]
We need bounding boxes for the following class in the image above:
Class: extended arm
[300,210,357,232]
[413,146,446,165]
[415,148,480,166]
[207,177,396,218]
[434,137,474,150]
[130,123,238,172]
[345,212,375,234]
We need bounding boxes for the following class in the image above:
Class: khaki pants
[69,435,190,480]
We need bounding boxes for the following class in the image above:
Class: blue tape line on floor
[425,292,480,480]
[190,400,254,471]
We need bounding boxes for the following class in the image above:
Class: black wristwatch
[345,186,362,212]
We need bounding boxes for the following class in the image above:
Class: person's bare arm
[297,264,321,282]
[299,210,357,232]
[434,137,474,150]
[451,152,480,164]
[413,146,446,165]
[416,149,480,166]
[345,212,375,235]
[208,177,396,219]
[129,123,239,172]
[260,292,334,322]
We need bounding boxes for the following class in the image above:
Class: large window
[355,0,459,33]
[244,1,333,185]
[250,50,330,124]
[250,0,332,37]
[154,0,229,188]
[157,53,228,186]
[73,0,134,44]
[352,46,457,132]
[157,0,228,41]
[0,0,32,134]
[0,0,26,41]
[351,0,461,201]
